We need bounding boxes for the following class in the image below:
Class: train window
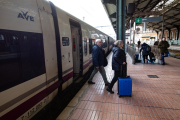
[0,34,4,40]
[62,37,69,46]
[0,31,21,92]
[9,34,20,53]
[84,38,87,56]
[89,39,92,54]
[0,33,8,53]
[89,38,95,54]
[102,39,107,48]
[0,30,46,92]
[102,39,105,43]
[167,32,169,38]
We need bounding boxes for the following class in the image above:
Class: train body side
[0,0,115,119]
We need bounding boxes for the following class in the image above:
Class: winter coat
[154,41,159,46]
[112,46,126,71]
[92,44,104,67]
[140,43,150,55]
[158,41,170,53]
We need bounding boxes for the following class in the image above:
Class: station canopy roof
[101,0,180,32]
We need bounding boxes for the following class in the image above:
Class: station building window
[170,31,173,40]
[175,30,178,40]
[167,32,169,39]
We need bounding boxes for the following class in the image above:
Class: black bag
[103,57,108,67]
[149,52,155,62]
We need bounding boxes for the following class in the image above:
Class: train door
[37,5,59,85]
[70,20,83,79]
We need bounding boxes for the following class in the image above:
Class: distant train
[0,0,115,119]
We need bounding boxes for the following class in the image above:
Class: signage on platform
[136,16,162,23]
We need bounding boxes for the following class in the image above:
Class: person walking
[140,43,151,63]
[137,39,141,50]
[158,37,170,65]
[88,39,110,86]
[106,40,129,94]
[154,39,159,45]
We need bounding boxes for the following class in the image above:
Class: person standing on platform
[88,39,110,86]
[127,40,129,45]
[137,39,141,50]
[140,43,151,63]
[154,39,159,45]
[106,40,129,94]
[158,37,170,65]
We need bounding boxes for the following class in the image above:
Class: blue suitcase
[118,77,132,97]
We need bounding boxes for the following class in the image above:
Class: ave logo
[18,11,34,22]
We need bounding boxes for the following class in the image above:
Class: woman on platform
[106,40,129,94]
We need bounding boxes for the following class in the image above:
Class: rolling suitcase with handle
[118,77,132,97]
[118,64,132,97]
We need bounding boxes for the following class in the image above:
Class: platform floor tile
[58,52,180,120]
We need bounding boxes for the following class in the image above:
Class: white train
[0,0,114,119]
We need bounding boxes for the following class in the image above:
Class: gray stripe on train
[0,75,58,113]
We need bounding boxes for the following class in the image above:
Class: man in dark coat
[88,39,109,85]
[140,43,151,63]
[137,39,141,50]
[158,37,170,65]
[154,39,159,45]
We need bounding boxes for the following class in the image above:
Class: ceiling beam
[109,12,116,18]
[159,2,180,16]
[149,0,161,12]
[102,0,116,5]
[151,11,180,27]
[142,0,153,12]
[112,21,116,25]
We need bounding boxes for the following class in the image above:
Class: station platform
[57,52,180,120]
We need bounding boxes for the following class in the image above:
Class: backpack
[149,52,155,63]
[146,45,151,52]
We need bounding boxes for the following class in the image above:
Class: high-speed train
[0,0,115,119]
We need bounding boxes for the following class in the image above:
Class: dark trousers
[161,52,169,64]
[108,64,127,89]
[143,55,148,63]
[108,71,120,89]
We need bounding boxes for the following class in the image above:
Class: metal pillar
[133,22,136,44]
[167,28,170,39]
[116,0,126,50]
[143,22,147,31]
[130,20,131,45]
[156,31,159,39]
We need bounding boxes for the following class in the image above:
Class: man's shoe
[105,83,110,86]
[162,63,165,65]
[88,81,95,84]
[106,87,114,94]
